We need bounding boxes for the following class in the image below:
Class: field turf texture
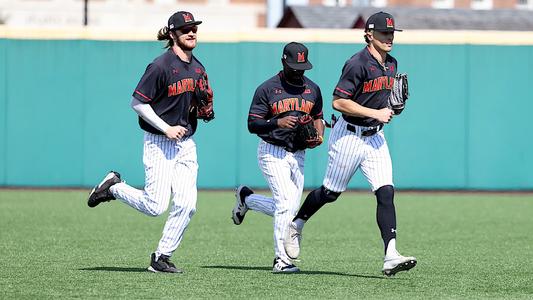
[0,189,532,299]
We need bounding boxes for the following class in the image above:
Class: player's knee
[148,206,167,217]
[375,185,394,196]
[173,202,197,217]
[145,201,167,216]
[375,185,394,205]
[274,206,289,216]
[320,186,341,203]
[187,206,197,218]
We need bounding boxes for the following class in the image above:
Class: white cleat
[272,257,300,273]
[284,222,302,260]
[382,254,417,276]
[232,185,253,225]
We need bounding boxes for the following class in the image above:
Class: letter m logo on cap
[386,18,394,28]
[183,13,192,22]
[297,52,305,63]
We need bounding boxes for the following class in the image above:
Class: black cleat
[147,253,182,273]
[87,171,121,208]
[231,185,254,225]
[272,257,300,273]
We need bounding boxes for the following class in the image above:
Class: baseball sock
[293,187,324,221]
[375,185,397,255]
[385,239,398,258]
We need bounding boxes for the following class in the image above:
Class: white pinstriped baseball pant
[110,132,198,259]
[244,140,305,262]
[323,116,393,193]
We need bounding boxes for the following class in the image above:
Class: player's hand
[277,116,298,129]
[308,135,323,149]
[165,126,188,140]
[373,108,394,123]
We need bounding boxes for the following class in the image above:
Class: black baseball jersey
[132,49,207,136]
[249,72,323,151]
[333,47,397,127]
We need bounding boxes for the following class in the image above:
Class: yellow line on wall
[2,26,533,45]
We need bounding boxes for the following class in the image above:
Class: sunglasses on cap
[178,25,198,34]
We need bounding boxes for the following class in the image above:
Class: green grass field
[0,190,532,299]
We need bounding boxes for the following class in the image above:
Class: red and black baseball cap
[168,11,202,30]
[282,42,313,71]
[365,12,402,32]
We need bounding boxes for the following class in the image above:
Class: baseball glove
[294,114,322,150]
[194,71,215,122]
[388,73,409,115]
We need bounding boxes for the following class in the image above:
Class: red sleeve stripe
[249,113,264,119]
[313,111,324,119]
[335,87,353,97]
[135,90,152,101]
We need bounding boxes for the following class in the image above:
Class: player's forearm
[130,97,171,133]
[332,97,379,119]
[248,117,278,134]
[314,119,325,137]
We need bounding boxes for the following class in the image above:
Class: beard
[177,38,196,51]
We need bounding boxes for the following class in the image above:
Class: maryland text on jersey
[363,76,395,93]
[271,97,315,115]
[168,78,195,97]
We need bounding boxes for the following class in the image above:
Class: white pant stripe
[245,141,304,262]
[110,132,198,258]
[323,117,393,192]
[245,194,275,217]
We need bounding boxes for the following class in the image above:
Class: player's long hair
[157,26,174,49]
[364,30,371,44]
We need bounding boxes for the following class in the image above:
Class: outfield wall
[1,28,532,190]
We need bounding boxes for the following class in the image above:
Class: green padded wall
[466,45,533,189]
[0,38,5,185]
[4,40,85,186]
[1,39,532,190]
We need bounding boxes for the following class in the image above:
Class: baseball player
[284,12,417,276]
[232,42,324,273]
[87,11,213,274]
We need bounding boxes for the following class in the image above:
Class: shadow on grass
[202,265,272,271]
[79,267,147,273]
[202,265,389,279]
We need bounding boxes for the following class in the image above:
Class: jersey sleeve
[247,86,278,134]
[132,63,163,103]
[310,85,324,120]
[248,86,270,120]
[333,60,364,100]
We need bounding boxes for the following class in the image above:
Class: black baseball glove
[293,114,322,150]
[194,71,215,122]
[388,73,409,115]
